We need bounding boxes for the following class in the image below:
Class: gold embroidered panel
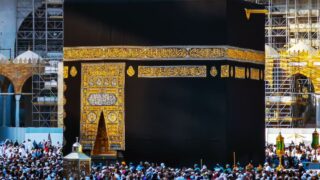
[210,66,218,77]
[246,68,250,78]
[230,67,234,77]
[126,66,135,77]
[221,65,229,78]
[138,66,207,78]
[226,48,265,64]
[235,67,245,79]
[251,68,260,80]
[64,66,69,79]
[70,66,78,77]
[81,63,125,151]
[189,48,225,58]
[260,69,264,80]
[64,46,265,64]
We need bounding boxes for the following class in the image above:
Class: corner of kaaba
[63,0,265,167]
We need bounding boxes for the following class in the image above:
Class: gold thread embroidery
[189,48,225,58]
[63,66,69,79]
[138,66,207,78]
[235,67,246,79]
[81,63,125,151]
[63,82,67,92]
[126,66,135,77]
[70,66,78,77]
[64,46,265,64]
[221,65,229,78]
[260,69,264,80]
[226,48,264,63]
[210,66,218,77]
[251,68,260,80]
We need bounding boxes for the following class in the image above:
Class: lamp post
[276,132,285,171]
[311,129,319,162]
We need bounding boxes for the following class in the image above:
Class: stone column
[57,62,64,127]
[15,94,21,127]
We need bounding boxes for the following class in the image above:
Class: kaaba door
[80,63,126,155]
[92,112,116,155]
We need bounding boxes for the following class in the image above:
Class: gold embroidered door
[80,63,125,155]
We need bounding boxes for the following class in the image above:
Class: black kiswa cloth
[64,0,264,51]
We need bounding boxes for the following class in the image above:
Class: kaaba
[63,0,265,166]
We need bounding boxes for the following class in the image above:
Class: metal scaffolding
[247,0,320,49]
[246,0,320,127]
[265,52,295,127]
[16,0,63,127]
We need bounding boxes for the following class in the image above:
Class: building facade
[0,0,63,143]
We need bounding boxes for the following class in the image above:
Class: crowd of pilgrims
[1,140,320,179]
